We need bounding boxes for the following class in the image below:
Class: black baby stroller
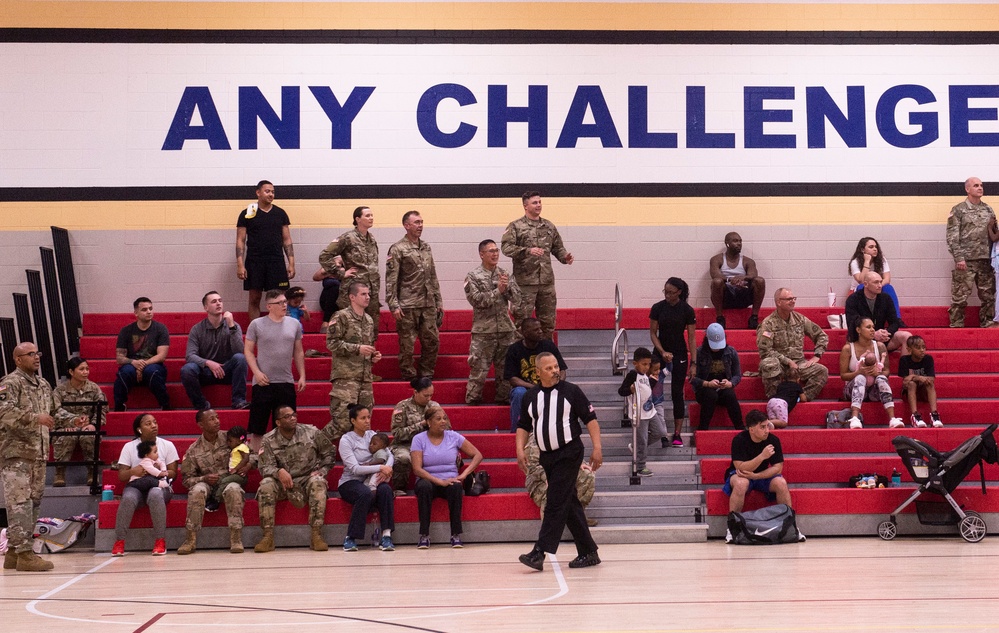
[878,424,998,542]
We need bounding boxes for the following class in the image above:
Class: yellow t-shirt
[229,443,250,471]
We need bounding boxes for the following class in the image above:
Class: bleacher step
[590,523,708,544]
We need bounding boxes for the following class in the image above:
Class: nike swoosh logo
[753,526,778,536]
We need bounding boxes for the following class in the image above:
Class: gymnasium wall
[2,1,998,320]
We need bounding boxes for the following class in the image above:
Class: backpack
[32,514,96,554]
[727,504,804,545]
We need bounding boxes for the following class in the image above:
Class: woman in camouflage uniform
[52,357,107,486]
[389,377,450,493]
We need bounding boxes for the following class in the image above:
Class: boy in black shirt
[898,335,942,428]
[723,410,792,514]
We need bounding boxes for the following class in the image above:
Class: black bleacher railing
[27,269,57,386]
[47,400,106,495]
[51,226,82,355]
[41,247,70,376]
[0,317,14,375]
[13,292,32,342]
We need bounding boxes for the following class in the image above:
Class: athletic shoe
[205,498,220,512]
[519,548,545,571]
[848,416,863,429]
[911,413,927,428]
[568,552,601,568]
[232,400,250,410]
[716,315,727,328]
[450,535,464,548]
[343,537,358,552]
[888,418,905,429]
[152,538,166,556]
[747,314,759,330]
[111,540,125,556]
[661,437,670,449]
[379,536,395,551]
[931,412,943,428]
[371,529,380,548]
[672,435,684,447]
[417,535,430,549]
[638,468,653,477]
[724,529,733,544]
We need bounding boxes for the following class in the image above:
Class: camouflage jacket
[0,368,55,461]
[385,238,442,311]
[390,397,450,446]
[319,228,380,297]
[325,307,374,382]
[464,264,520,334]
[259,423,335,480]
[52,379,107,429]
[757,311,829,365]
[947,199,996,263]
[180,433,231,488]
[501,216,569,286]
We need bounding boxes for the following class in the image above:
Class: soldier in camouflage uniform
[0,342,57,572]
[386,211,443,380]
[523,432,596,524]
[319,206,382,339]
[464,239,521,404]
[177,409,247,555]
[501,192,574,340]
[254,405,336,553]
[757,288,829,402]
[947,177,997,328]
[389,377,451,492]
[325,282,381,444]
[51,357,106,487]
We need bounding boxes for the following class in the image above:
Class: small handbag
[465,470,491,496]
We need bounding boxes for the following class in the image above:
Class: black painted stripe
[0,182,966,202]
[3,28,999,45]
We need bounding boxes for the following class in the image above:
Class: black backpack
[727,504,804,545]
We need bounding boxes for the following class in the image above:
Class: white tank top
[720,254,745,280]
[848,342,882,372]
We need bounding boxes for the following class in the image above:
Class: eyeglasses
[267,300,287,306]
[778,297,798,303]
[276,412,297,420]
[482,248,500,254]
[17,351,42,358]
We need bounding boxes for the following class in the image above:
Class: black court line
[1,182,968,202]
[4,28,999,45]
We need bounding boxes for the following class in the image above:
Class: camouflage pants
[466,332,515,404]
[0,458,45,553]
[257,474,328,529]
[760,357,829,402]
[950,259,996,327]
[186,480,245,531]
[390,444,412,491]
[517,284,557,339]
[52,431,95,463]
[523,438,595,511]
[326,378,374,444]
[338,293,382,340]
[396,307,439,380]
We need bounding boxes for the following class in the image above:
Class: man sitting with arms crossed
[180,291,249,411]
[845,271,911,353]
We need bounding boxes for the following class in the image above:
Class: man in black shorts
[709,232,766,330]
[236,180,296,320]
[723,410,793,517]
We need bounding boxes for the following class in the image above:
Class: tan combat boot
[230,528,244,553]
[4,549,18,569]
[176,530,197,555]
[53,466,66,487]
[310,527,328,552]
[16,551,54,572]
[254,528,274,553]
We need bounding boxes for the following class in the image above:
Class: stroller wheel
[877,521,897,540]
[959,514,987,543]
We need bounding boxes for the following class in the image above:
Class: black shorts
[247,382,297,435]
[722,284,754,309]
[243,257,290,292]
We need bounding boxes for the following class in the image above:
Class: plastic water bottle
[891,469,901,487]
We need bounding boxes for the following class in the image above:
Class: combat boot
[176,530,197,555]
[4,549,18,569]
[53,466,66,487]
[16,551,54,572]
[254,528,275,553]
[310,527,328,552]
[230,528,244,553]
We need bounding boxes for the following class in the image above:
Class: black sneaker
[519,548,545,571]
[205,498,220,512]
[716,315,727,328]
[661,437,670,449]
[568,552,601,569]
[748,314,759,330]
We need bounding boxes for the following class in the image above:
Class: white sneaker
[930,412,944,428]
[725,528,733,543]
[848,416,863,429]
[888,418,905,429]
[910,413,927,428]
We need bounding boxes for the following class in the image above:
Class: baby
[208,426,250,512]
[128,440,170,493]
[285,286,310,323]
[766,365,805,429]
[364,433,391,491]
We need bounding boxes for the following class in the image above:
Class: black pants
[414,478,463,536]
[536,439,597,556]
[694,386,744,430]
[338,480,395,540]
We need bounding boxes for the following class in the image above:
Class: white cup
[827,292,836,307]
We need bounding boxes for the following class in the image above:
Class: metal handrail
[611,284,629,375]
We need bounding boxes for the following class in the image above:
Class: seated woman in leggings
[337,404,397,551]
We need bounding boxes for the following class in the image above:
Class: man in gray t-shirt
[244,289,306,450]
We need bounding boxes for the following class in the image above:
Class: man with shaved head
[0,342,58,571]
[709,232,766,330]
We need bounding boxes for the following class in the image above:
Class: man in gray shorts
[244,288,306,451]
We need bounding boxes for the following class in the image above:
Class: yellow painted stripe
[6,2,999,32]
[0,197,957,230]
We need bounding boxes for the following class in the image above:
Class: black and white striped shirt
[518,380,597,452]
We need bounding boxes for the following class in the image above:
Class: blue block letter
[238,86,301,150]
[628,86,677,148]
[487,85,548,148]
[309,86,375,149]
[556,86,622,148]
[416,84,478,148]
[744,86,796,149]
[162,87,231,150]
[876,85,939,148]
[686,87,735,148]
[949,85,999,147]
[805,86,867,148]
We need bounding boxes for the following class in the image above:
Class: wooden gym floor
[2,538,998,632]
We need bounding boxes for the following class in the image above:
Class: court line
[25,557,134,625]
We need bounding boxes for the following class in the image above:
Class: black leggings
[669,355,688,424]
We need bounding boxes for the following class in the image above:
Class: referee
[516,352,603,571]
